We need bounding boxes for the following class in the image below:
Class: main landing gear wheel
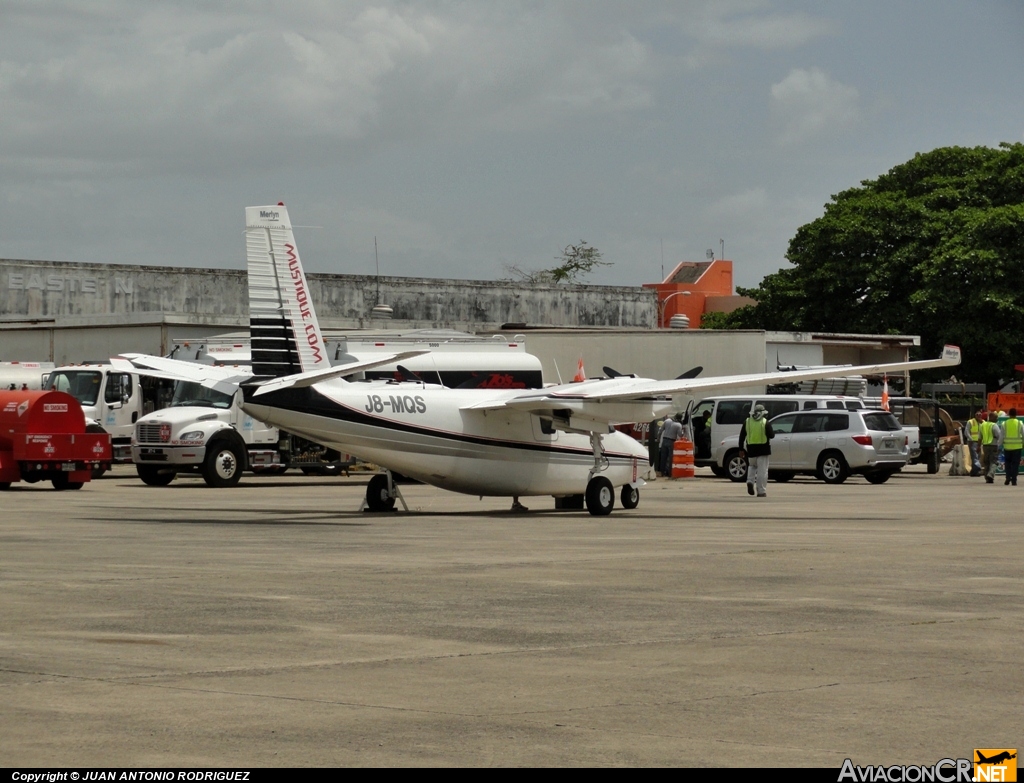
[585,476,615,516]
[620,484,640,509]
[366,473,396,512]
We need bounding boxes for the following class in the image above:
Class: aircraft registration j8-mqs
[120,204,961,515]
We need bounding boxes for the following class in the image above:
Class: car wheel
[725,450,748,482]
[620,484,640,509]
[709,464,727,478]
[864,470,893,484]
[136,465,175,486]
[202,439,245,488]
[771,471,795,483]
[818,452,849,485]
[585,476,614,516]
[366,474,396,511]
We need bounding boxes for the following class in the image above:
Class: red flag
[572,356,586,383]
[881,375,890,411]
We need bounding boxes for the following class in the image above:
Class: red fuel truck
[0,390,111,490]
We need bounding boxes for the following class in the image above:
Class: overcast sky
[1,1,1022,290]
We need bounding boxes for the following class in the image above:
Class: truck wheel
[52,475,84,491]
[585,476,614,516]
[202,439,245,488]
[366,474,396,511]
[0,482,10,491]
[925,449,940,474]
[137,465,175,486]
[252,465,288,475]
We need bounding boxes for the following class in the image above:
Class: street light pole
[657,290,692,328]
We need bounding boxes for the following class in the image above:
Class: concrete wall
[0,321,246,365]
[0,259,657,331]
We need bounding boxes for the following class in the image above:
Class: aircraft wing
[470,345,961,429]
[249,350,431,396]
[117,350,431,397]
[114,354,253,394]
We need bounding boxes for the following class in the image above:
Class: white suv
[720,408,909,485]
[692,394,867,476]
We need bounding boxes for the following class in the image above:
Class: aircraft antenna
[552,359,563,385]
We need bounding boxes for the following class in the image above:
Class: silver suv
[721,408,909,484]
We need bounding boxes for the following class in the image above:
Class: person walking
[659,413,683,477]
[964,410,985,477]
[979,413,1002,484]
[1001,408,1023,486]
[739,404,774,498]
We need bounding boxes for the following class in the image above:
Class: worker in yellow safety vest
[1001,408,1023,486]
[979,412,1002,484]
[964,410,985,477]
[739,404,775,498]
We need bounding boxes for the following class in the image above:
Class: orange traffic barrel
[671,438,695,478]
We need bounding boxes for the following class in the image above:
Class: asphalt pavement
[0,465,1019,767]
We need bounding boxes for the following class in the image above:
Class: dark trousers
[1005,449,1021,484]
[659,441,674,475]
[982,445,999,480]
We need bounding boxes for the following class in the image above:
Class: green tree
[505,241,609,284]
[708,143,1024,388]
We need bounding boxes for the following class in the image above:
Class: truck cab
[132,379,278,487]
[45,364,174,462]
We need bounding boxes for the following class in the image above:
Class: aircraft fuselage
[242,379,651,497]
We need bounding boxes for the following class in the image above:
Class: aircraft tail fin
[245,204,329,378]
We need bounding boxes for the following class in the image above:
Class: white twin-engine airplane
[120,204,961,515]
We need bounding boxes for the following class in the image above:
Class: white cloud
[693,5,835,50]
[770,67,860,145]
[0,3,658,174]
[679,1,835,68]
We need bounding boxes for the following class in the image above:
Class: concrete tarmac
[0,466,1019,767]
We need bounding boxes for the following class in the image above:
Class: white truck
[130,330,543,487]
[45,363,175,464]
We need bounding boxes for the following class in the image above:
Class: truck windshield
[170,381,234,409]
[46,371,102,406]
